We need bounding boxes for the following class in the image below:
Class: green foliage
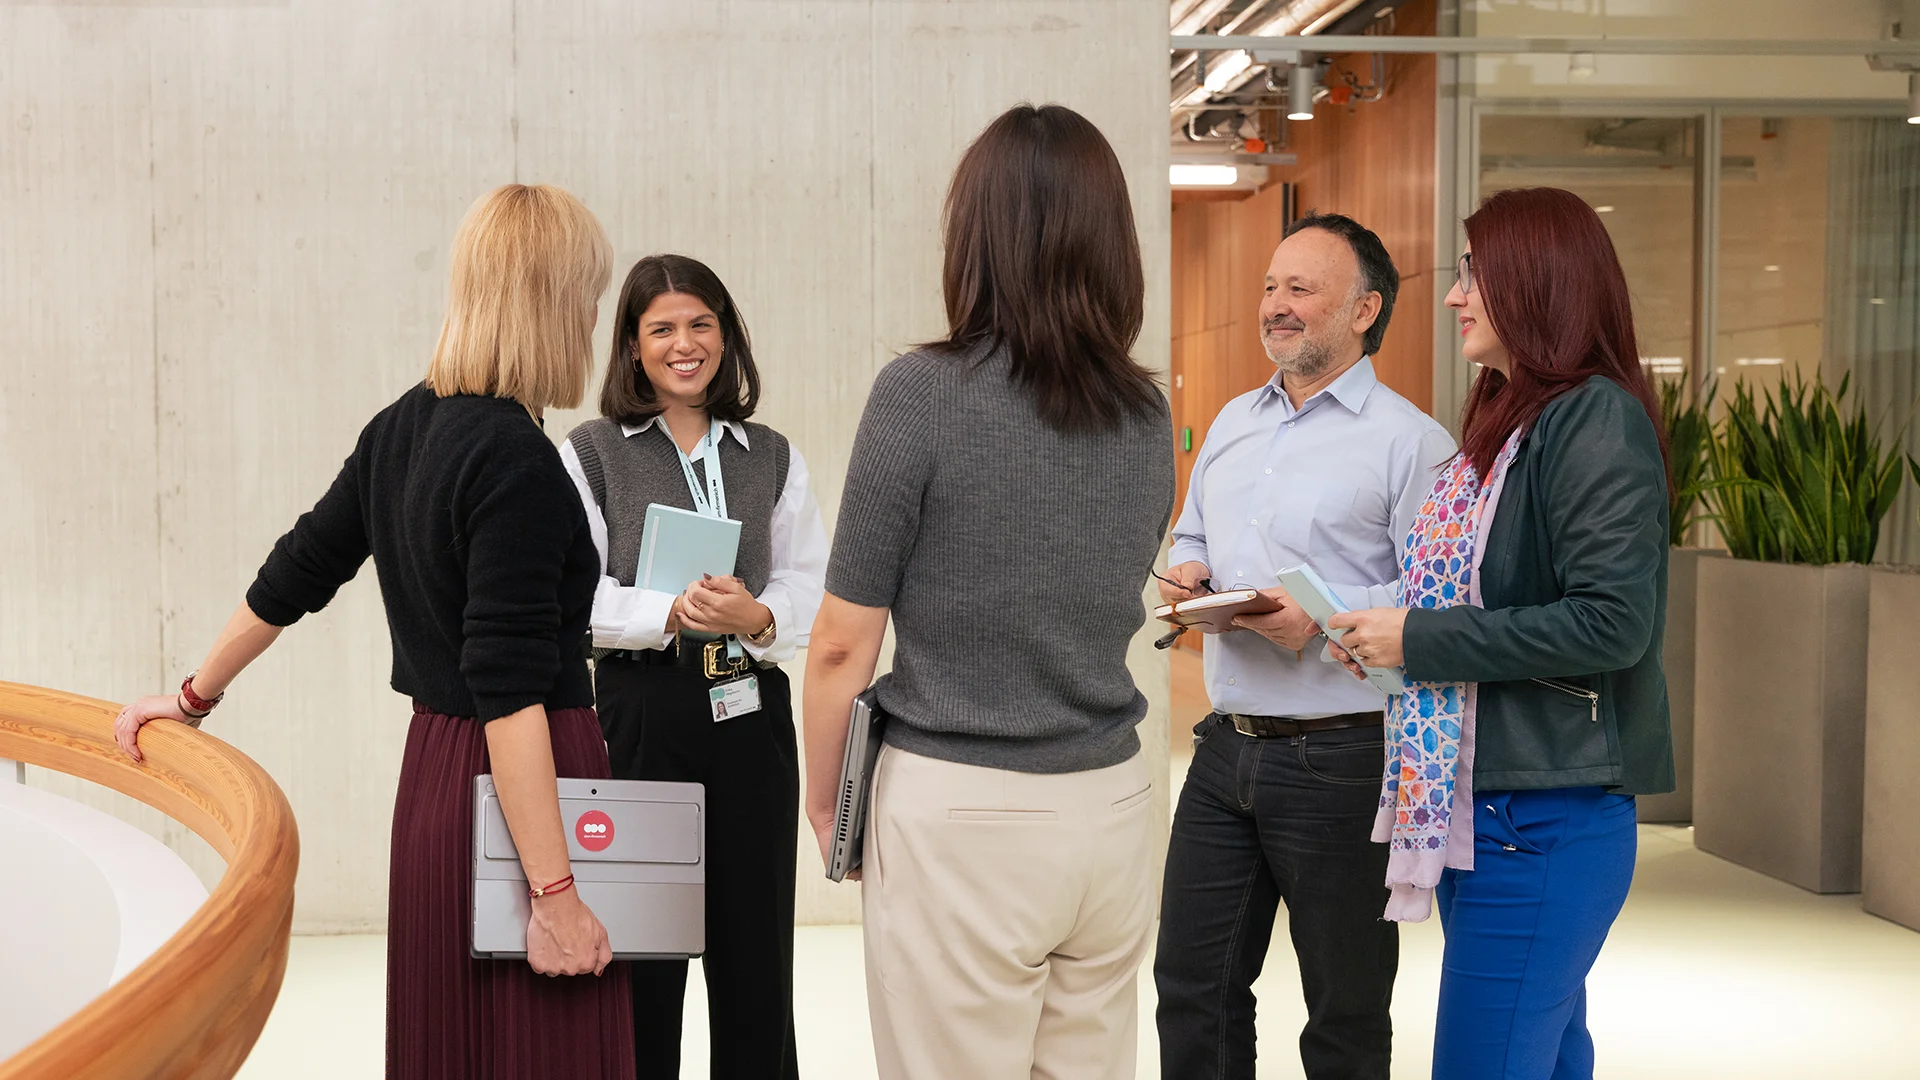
[1657,377,1716,547]
[1701,373,1907,565]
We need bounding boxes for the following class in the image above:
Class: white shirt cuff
[590,577,677,651]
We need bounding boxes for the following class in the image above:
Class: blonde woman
[113,185,635,1080]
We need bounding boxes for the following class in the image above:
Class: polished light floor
[236,827,1920,1078]
[238,651,1920,1076]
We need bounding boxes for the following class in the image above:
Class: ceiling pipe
[1249,0,1366,38]
[1219,0,1291,35]
[1172,0,1238,36]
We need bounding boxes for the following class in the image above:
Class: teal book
[638,503,741,594]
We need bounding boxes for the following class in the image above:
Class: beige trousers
[860,745,1157,1080]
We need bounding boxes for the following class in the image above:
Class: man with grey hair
[1154,212,1456,1079]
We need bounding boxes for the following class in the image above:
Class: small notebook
[639,503,741,593]
[1152,589,1283,634]
[1275,563,1408,695]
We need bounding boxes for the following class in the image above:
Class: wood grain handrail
[0,681,299,1080]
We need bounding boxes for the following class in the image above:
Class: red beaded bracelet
[179,672,223,717]
[529,874,575,899]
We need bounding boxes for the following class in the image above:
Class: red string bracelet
[529,874,575,899]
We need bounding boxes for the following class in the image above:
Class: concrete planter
[1864,567,1920,930]
[1694,558,1870,893]
[1638,547,1720,824]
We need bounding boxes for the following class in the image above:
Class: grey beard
[1264,330,1338,381]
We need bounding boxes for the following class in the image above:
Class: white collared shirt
[1170,358,1457,717]
[558,416,830,664]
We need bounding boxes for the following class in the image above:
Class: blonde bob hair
[425,184,613,410]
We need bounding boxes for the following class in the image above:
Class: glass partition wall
[1478,114,1700,387]
[1468,106,1920,563]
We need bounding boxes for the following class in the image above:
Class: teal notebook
[638,503,741,594]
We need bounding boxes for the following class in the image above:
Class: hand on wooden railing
[114,695,200,763]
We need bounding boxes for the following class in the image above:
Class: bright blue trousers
[1432,787,1638,1080]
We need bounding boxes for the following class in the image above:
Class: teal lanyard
[669,419,728,520]
[665,418,743,662]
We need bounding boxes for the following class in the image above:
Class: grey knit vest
[566,418,790,594]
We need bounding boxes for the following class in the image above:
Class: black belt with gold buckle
[1226,711,1382,738]
[615,638,752,681]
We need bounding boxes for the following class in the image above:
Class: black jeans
[1155,713,1398,1080]
[595,654,800,1080]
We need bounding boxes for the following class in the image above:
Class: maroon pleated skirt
[386,703,636,1080]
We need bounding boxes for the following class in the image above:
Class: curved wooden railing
[0,682,299,1080]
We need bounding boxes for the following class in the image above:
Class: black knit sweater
[246,384,597,722]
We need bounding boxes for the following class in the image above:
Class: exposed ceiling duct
[1169,0,1403,115]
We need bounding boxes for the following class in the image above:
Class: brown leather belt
[1227,711,1383,738]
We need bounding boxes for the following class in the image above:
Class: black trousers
[594,654,800,1080]
[1155,713,1399,1080]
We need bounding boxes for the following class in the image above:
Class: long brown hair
[1458,187,1667,476]
[932,104,1161,431]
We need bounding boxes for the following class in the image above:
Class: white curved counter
[0,766,207,1059]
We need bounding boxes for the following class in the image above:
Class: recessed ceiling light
[1594,205,1615,213]
[1763,265,1780,272]
[1870,298,1888,305]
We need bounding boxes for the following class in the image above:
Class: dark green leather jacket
[1402,376,1675,795]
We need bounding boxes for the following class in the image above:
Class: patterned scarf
[1371,430,1523,922]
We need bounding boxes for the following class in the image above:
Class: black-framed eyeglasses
[1454,252,1474,294]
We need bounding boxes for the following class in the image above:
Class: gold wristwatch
[746,613,778,648]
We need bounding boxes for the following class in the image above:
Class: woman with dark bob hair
[803,104,1175,1079]
[1331,186,1673,1080]
[560,253,826,1080]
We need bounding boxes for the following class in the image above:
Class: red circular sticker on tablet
[575,810,614,852]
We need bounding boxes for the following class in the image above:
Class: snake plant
[1657,376,1716,547]
[1701,373,1907,565]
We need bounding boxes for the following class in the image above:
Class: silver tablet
[471,775,705,960]
[827,688,885,883]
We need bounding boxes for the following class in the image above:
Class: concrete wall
[0,0,1171,932]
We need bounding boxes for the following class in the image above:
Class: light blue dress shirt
[1169,357,1458,718]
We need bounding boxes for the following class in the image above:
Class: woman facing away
[801,104,1177,1080]
[560,253,827,1080]
[1330,185,1674,1080]
[113,184,636,1080]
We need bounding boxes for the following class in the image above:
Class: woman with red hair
[1331,186,1673,1079]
